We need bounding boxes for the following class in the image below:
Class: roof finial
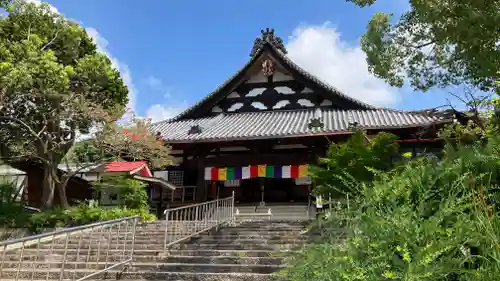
[250,28,287,57]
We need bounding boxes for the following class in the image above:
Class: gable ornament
[261,59,275,77]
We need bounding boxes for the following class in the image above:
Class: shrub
[27,204,156,234]
[0,181,31,239]
[312,129,399,197]
[281,143,500,281]
[94,175,149,209]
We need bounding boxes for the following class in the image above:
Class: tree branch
[0,116,45,144]
[41,30,59,51]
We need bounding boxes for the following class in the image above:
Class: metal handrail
[0,216,139,281]
[163,191,235,250]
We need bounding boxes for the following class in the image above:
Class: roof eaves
[160,121,446,144]
[132,175,177,191]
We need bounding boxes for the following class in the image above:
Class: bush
[25,175,156,234]
[94,175,149,209]
[0,181,31,239]
[312,129,399,197]
[281,143,500,281]
[27,204,156,234]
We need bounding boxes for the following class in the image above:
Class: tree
[0,1,164,209]
[0,0,10,9]
[347,0,500,93]
[312,129,399,197]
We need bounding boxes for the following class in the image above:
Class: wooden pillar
[195,157,206,202]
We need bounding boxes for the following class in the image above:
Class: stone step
[33,237,308,247]
[77,233,307,240]
[2,254,284,264]
[216,228,307,233]
[56,237,309,245]
[137,223,308,230]
[0,271,285,281]
[2,248,292,258]
[70,231,310,239]
[31,242,307,251]
[1,261,286,273]
[178,242,306,251]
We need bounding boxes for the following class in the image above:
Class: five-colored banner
[204,165,309,181]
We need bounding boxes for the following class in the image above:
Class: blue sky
[39,0,456,121]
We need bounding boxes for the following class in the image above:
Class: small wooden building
[150,28,451,208]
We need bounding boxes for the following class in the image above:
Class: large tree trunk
[56,182,69,209]
[40,164,71,209]
[40,164,56,210]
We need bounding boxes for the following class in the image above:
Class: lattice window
[168,171,184,186]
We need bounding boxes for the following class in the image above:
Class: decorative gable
[215,59,337,113]
[173,28,375,120]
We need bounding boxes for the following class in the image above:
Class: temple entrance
[228,178,309,204]
[263,178,296,203]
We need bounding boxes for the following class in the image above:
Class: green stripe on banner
[226,167,235,180]
[265,165,274,178]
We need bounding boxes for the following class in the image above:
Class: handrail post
[215,198,220,231]
[130,217,138,261]
[307,188,311,219]
[231,190,235,225]
[163,210,170,252]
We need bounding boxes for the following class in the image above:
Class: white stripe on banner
[204,167,212,180]
[242,166,251,179]
[282,165,291,178]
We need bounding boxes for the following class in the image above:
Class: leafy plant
[281,142,500,281]
[312,129,399,197]
[94,175,149,209]
[0,1,172,210]
[0,180,30,239]
[27,203,155,234]
[346,0,500,94]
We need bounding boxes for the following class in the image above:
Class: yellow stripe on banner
[257,165,266,177]
[218,168,227,181]
[298,165,308,178]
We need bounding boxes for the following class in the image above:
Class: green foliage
[348,0,500,93]
[0,0,11,9]
[312,129,399,197]
[0,0,129,209]
[28,204,155,234]
[0,180,29,230]
[438,120,486,147]
[94,175,149,209]
[282,142,500,281]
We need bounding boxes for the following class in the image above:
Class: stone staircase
[235,203,315,221]
[0,219,313,281]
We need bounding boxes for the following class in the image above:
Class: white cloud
[145,76,163,91]
[85,28,137,121]
[147,102,189,122]
[142,79,189,122]
[286,23,400,106]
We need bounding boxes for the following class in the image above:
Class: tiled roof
[151,108,447,143]
[58,161,153,177]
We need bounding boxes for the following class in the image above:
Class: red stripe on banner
[211,168,219,181]
[250,165,258,178]
[291,165,299,178]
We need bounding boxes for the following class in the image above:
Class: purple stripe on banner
[274,165,282,178]
[234,167,242,179]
